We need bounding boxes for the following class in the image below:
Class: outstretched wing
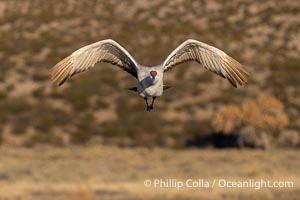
[49,39,138,86]
[163,39,250,87]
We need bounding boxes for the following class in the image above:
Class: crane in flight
[49,39,250,111]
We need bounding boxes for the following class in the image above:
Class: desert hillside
[0,0,299,148]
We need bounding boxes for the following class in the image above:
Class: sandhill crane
[49,39,250,111]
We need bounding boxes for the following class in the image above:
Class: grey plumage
[49,39,250,110]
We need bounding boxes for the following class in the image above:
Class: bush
[32,86,45,98]
[278,130,299,148]
[0,98,32,115]
[0,90,7,100]
[71,113,97,144]
[0,128,3,144]
[212,93,289,149]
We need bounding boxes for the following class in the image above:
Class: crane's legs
[144,97,150,111]
[149,97,156,110]
[144,97,156,111]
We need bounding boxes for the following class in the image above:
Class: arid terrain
[0,0,299,148]
[0,0,299,199]
[0,146,299,200]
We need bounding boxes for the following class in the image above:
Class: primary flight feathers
[49,39,250,87]
[49,39,138,86]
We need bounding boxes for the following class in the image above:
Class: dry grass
[0,145,299,200]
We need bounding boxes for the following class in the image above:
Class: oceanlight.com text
[144,178,294,190]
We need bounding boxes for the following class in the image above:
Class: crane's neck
[140,75,157,89]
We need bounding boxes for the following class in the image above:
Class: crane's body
[49,39,250,111]
[136,65,163,97]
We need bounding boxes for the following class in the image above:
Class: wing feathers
[50,39,250,88]
[163,39,250,87]
[49,39,138,86]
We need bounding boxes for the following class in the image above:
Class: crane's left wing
[163,39,250,87]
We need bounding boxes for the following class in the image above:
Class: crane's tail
[128,85,171,92]
[128,87,138,92]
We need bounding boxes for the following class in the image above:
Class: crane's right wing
[49,39,138,86]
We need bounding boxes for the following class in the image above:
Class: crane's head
[139,70,158,88]
[150,70,157,79]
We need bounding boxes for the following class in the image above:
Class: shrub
[32,72,49,82]
[212,93,289,149]
[32,86,45,98]
[12,114,31,135]
[0,128,3,144]
[71,113,97,144]
[278,129,299,148]
[0,90,7,100]
[0,98,32,115]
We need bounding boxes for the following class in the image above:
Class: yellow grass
[0,145,299,200]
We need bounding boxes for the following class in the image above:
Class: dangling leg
[144,97,151,111]
[149,97,156,110]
